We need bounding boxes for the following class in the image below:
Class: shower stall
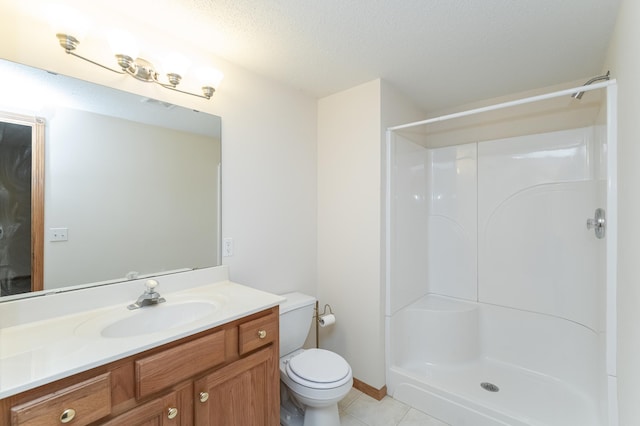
[385,81,617,425]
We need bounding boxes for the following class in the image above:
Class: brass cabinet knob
[257,329,267,339]
[167,407,178,419]
[60,408,76,423]
[199,391,209,403]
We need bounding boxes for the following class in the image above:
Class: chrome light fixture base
[118,56,158,82]
[115,54,135,74]
[56,33,79,52]
[166,73,182,86]
[202,86,215,99]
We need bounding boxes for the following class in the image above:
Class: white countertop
[0,271,284,399]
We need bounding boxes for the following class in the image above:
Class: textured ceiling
[42,0,623,112]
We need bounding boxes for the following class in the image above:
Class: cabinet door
[194,347,279,426]
[101,383,191,426]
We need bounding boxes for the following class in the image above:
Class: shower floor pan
[389,357,601,426]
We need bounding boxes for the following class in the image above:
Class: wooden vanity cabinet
[0,306,279,426]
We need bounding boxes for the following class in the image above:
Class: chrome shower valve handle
[586,208,606,239]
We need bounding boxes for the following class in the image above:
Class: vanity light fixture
[55,31,223,100]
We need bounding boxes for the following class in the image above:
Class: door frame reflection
[0,112,44,294]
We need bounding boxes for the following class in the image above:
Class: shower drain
[480,382,500,392]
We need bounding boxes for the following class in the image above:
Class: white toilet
[279,292,353,426]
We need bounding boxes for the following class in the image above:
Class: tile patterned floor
[338,388,450,426]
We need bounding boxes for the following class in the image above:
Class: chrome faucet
[128,279,166,310]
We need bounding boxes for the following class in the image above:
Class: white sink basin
[101,301,217,338]
[75,299,221,339]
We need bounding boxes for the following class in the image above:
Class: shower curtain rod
[388,79,615,132]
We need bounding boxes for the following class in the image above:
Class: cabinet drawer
[11,373,111,426]
[101,389,181,426]
[238,312,278,356]
[136,330,225,399]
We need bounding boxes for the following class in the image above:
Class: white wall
[0,2,318,296]
[317,79,424,389]
[603,1,640,424]
[317,79,383,388]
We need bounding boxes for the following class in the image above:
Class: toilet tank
[279,292,316,357]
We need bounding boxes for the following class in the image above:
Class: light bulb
[48,4,89,42]
[163,53,191,78]
[107,29,139,60]
[196,67,224,90]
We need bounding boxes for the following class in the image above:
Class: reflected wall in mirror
[0,59,221,301]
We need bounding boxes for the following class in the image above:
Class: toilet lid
[286,349,351,389]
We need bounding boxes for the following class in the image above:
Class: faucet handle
[128,279,164,310]
[145,279,159,292]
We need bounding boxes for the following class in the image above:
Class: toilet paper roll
[318,314,336,327]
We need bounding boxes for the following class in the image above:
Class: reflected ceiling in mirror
[0,59,221,301]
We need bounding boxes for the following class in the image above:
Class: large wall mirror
[0,59,221,301]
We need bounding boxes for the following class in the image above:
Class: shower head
[571,71,611,100]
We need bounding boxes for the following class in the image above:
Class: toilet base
[280,400,305,426]
[302,404,340,426]
[280,398,341,426]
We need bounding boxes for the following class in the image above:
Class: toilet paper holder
[314,302,335,348]
[315,302,334,319]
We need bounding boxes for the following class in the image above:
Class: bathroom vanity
[0,267,283,425]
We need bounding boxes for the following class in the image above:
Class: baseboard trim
[353,378,387,401]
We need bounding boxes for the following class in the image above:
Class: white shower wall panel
[479,181,603,330]
[595,124,608,181]
[477,127,604,330]
[427,143,478,301]
[389,135,430,314]
[477,127,594,213]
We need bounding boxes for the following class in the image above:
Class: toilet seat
[286,349,352,389]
